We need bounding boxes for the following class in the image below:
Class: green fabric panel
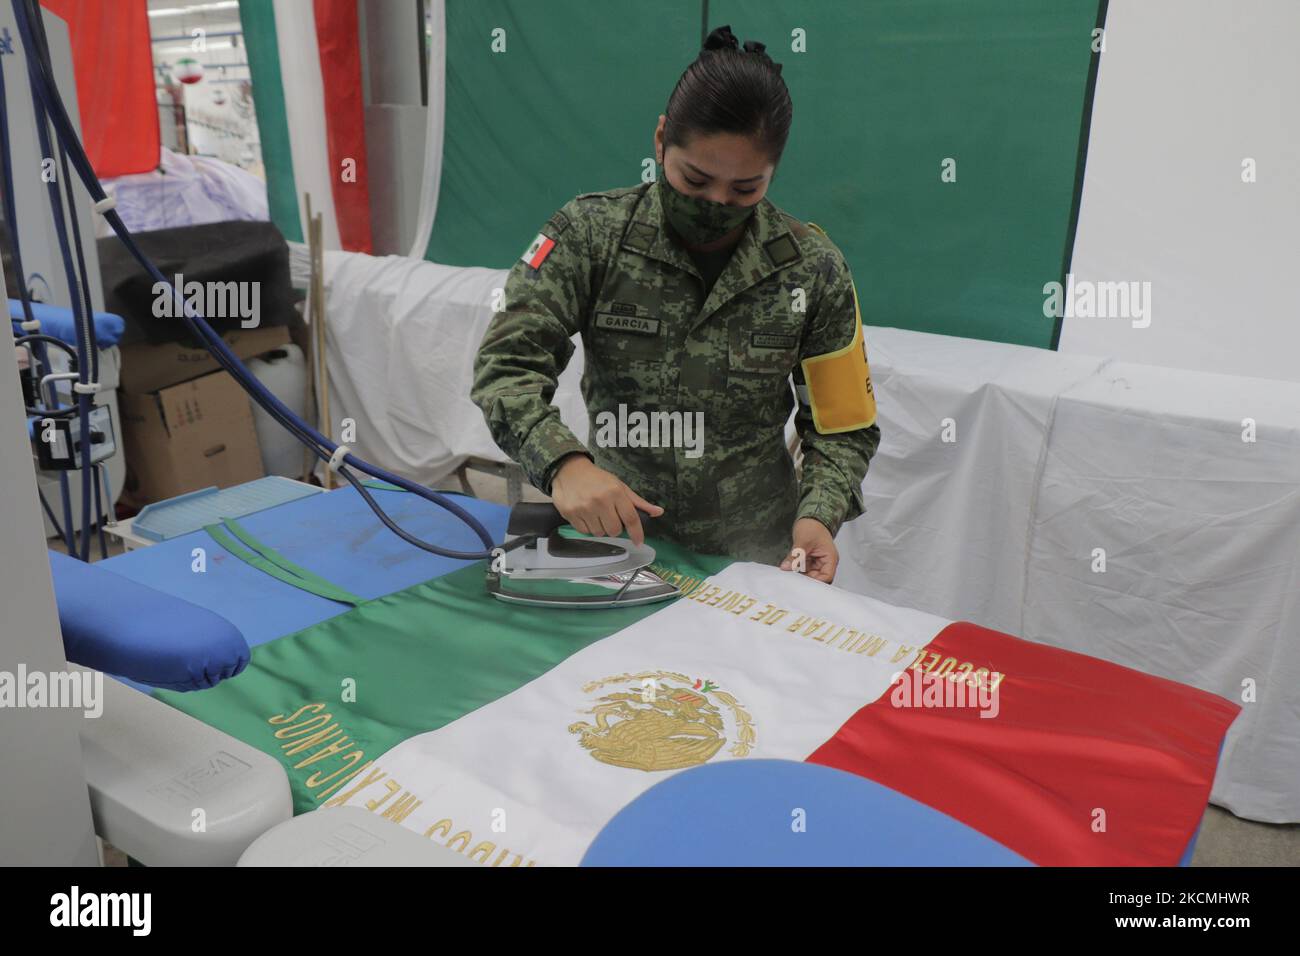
[238,0,303,243]
[204,520,364,607]
[698,0,1099,348]
[426,0,701,266]
[360,479,407,492]
[155,538,731,815]
[431,0,1097,348]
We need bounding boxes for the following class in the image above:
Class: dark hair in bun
[663,25,793,163]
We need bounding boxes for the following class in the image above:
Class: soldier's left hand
[781,518,838,584]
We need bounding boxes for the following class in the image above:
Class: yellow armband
[800,221,877,434]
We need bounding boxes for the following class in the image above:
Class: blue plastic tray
[131,476,322,541]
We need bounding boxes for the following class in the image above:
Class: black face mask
[658,173,756,245]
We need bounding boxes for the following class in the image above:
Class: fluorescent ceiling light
[157,39,235,54]
[149,2,239,17]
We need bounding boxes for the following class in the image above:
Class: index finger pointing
[628,490,663,517]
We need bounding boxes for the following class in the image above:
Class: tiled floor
[62,472,1299,866]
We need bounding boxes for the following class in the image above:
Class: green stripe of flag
[238,0,303,244]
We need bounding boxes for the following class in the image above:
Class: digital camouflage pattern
[657,176,756,245]
[471,180,880,564]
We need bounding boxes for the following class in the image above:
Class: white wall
[1061,0,1300,384]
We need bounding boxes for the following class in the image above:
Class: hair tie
[702,25,781,73]
[703,25,740,51]
[743,39,781,73]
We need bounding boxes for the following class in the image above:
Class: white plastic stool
[238,806,479,867]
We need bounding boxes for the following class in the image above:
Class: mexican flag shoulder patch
[521,233,556,270]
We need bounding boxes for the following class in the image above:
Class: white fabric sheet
[835,329,1106,631]
[99,148,269,235]
[1021,363,1300,823]
[320,251,586,483]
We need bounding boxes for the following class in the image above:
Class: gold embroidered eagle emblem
[568,671,755,772]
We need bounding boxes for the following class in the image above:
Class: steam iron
[487,502,682,609]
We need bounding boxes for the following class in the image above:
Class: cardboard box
[117,324,291,394]
[118,370,265,505]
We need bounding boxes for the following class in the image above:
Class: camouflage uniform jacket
[471,181,880,564]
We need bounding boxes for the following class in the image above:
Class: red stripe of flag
[807,622,1239,865]
[313,0,372,253]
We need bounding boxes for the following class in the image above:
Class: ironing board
[90,485,1227,866]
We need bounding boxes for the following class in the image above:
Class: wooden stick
[300,193,317,482]
[314,210,332,489]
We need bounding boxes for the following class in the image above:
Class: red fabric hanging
[312,0,372,253]
[40,0,159,177]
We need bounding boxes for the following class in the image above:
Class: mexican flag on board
[157,538,1238,867]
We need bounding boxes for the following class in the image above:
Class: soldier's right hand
[551,454,663,547]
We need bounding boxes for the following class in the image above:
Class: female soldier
[471,26,879,584]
